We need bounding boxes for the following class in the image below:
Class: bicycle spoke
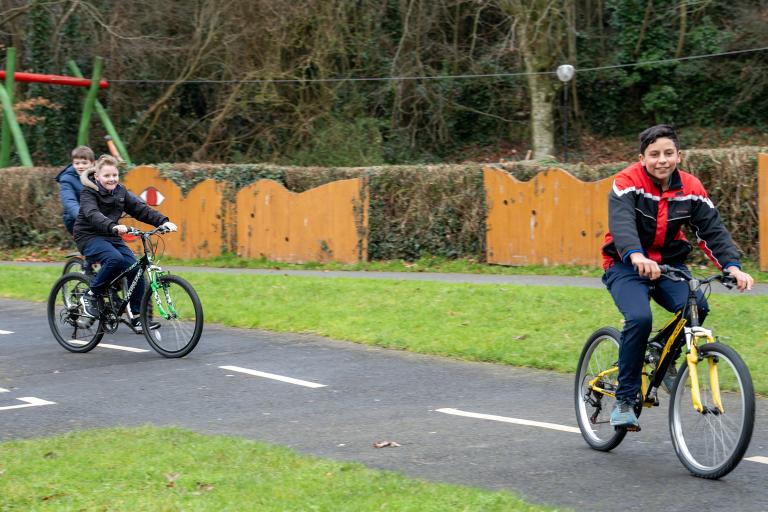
[575,327,626,451]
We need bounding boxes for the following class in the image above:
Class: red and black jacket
[601,162,741,270]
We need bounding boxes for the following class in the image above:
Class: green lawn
[0,426,558,511]
[2,264,766,393]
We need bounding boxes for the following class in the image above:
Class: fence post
[0,47,16,168]
[759,153,768,271]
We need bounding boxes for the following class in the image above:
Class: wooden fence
[484,167,612,266]
[122,166,368,263]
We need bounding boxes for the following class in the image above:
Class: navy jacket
[73,171,168,253]
[55,164,84,234]
[601,162,741,270]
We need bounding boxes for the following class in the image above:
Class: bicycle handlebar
[658,264,736,289]
[126,225,171,237]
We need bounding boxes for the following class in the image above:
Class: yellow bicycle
[574,266,755,479]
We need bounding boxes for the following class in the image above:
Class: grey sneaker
[610,399,640,430]
[661,363,678,394]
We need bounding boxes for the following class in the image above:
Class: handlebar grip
[720,273,737,289]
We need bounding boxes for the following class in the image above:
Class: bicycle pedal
[614,424,642,433]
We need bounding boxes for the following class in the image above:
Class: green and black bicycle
[47,226,204,358]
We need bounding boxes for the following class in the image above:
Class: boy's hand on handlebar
[724,266,753,292]
[112,224,129,234]
[630,253,661,280]
[161,221,177,232]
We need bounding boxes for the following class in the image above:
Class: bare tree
[496,0,566,159]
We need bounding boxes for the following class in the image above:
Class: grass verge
[0,426,556,511]
[2,264,767,394]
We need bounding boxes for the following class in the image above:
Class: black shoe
[131,317,160,334]
[80,291,100,318]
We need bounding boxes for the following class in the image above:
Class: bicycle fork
[148,267,177,320]
[685,327,724,414]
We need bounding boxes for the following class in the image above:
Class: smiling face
[95,164,120,191]
[640,137,680,189]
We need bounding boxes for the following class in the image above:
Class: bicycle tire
[574,327,627,451]
[669,342,755,479]
[62,256,85,275]
[47,273,104,352]
[140,274,203,358]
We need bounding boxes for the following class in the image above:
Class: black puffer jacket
[73,171,168,253]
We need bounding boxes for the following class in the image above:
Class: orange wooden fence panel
[759,154,768,271]
[236,178,368,264]
[484,166,612,266]
[122,166,226,259]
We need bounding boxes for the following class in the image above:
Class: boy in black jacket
[73,155,177,331]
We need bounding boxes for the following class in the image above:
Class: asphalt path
[1,295,767,511]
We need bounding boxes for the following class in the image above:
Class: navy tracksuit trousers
[602,262,709,402]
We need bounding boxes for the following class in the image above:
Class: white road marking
[746,456,768,465]
[0,397,56,411]
[0,330,13,335]
[68,340,149,353]
[436,408,581,433]
[219,365,326,388]
[0,388,9,393]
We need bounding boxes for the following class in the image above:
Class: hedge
[1,145,765,262]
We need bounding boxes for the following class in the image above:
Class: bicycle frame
[102,228,174,321]
[588,270,725,414]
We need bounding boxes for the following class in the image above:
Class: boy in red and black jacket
[601,124,753,429]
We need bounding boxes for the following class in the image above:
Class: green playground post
[0,83,33,167]
[77,57,103,146]
[67,60,132,166]
[0,47,17,168]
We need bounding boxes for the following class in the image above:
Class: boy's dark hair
[71,145,95,161]
[639,124,679,155]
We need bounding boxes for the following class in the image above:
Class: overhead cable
[107,46,768,85]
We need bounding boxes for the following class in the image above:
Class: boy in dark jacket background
[55,145,95,234]
[74,155,177,331]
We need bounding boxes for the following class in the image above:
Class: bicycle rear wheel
[62,256,85,275]
[140,274,203,358]
[47,273,103,352]
[669,342,754,479]
[574,327,627,451]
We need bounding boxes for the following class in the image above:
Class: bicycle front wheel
[574,327,627,451]
[47,273,103,352]
[669,342,755,479]
[140,274,203,358]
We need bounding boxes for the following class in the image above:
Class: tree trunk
[527,72,555,158]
